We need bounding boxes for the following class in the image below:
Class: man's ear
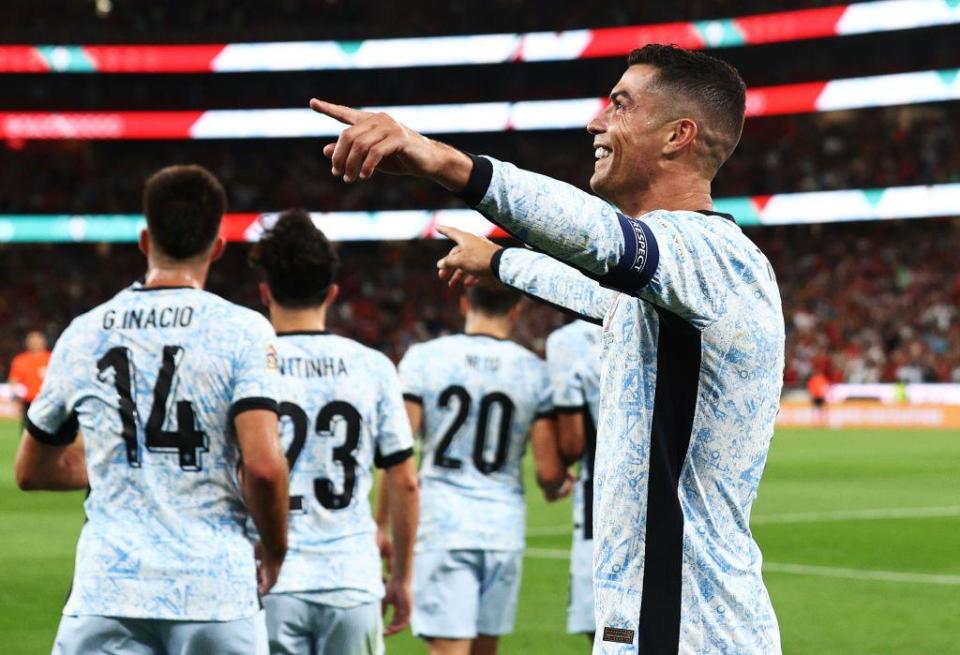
[209,237,226,262]
[663,117,699,155]
[459,295,470,318]
[259,282,272,309]
[138,229,150,257]
[508,300,524,322]
[324,283,340,308]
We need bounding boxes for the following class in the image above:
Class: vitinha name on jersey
[277,356,348,378]
[101,305,194,330]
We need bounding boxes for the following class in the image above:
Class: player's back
[545,320,601,541]
[31,284,279,621]
[399,333,552,552]
[268,331,413,598]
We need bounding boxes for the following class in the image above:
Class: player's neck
[143,261,208,289]
[270,305,328,334]
[464,313,512,340]
[617,172,713,217]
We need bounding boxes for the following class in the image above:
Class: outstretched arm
[310,101,630,280]
[434,226,616,323]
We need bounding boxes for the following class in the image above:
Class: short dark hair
[627,44,746,171]
[143,164,226,260]
[249,208,340,309]
[465,278,522,316]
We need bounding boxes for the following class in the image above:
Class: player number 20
[434,385,515,474]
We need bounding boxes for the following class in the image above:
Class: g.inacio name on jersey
[277,356,348,378]
[102,305,194,330]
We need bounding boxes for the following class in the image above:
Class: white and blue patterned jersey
[464,156,785,654]
[264,331,414,603]
[545,320,601,543]
[399,333,553,552]
[26,284,282,621]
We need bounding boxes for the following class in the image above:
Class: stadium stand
[1,1,958,388]
[2,217,959,386]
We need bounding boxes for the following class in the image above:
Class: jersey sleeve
[397,344,425,405]
[229,314,282,423]
[373,356,416,469]
[625,212,739,327]
[460,155,739,327]
[545,334,587,412]
[25,326,79,445]
[460,155,626,279]
[493,248,617,323]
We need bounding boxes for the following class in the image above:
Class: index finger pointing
[309,99,366,126]
[436,224,468,243]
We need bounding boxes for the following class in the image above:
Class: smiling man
[311,44,785,654]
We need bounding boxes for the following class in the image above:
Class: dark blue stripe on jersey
[637,307,701,654]
[582,405,597,541]
[597,214,659,296]
[26,413,78,446]
[402,393,423,405]
[491,248,603,326]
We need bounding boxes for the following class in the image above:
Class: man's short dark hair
[465,279,522,316]
[249,208,340,309]
[143,164,226,260]
[627,44,746,172]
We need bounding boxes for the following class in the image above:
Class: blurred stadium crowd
[2,0,959,389]
[0,0,904,41]
[3,104,960,214]
[3,217,959,386]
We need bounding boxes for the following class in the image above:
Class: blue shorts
[263,596,383,655]
[52,611,268,655]
[567,536,596,634]
[412,549,522,640]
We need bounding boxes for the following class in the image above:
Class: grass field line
[523,548,960,586]
[526,505,960,537]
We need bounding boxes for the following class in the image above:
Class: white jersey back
[266,331,414,600]
[399,333,552,551]
[545,320,601,542]
[26,284,282,621]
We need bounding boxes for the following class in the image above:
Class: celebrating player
[311,42,785,654]
[545,320,603,644]
[397,280,568,655]
[249,209,419,655]
[15,165,289,654]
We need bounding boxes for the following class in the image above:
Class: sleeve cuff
[490,247,513,281]
[229,397,280,425]
[534,410,557,420]
[375,447,415,469]
[26,414,78,446]
[402,393,423,405]
[554,404,587,415]
[455,154,494,207]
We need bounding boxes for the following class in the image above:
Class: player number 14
[96,345,208,471]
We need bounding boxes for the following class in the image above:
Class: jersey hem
[375,447,415,469]
[229,397,280,424]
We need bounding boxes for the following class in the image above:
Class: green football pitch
[1,421,957,654]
